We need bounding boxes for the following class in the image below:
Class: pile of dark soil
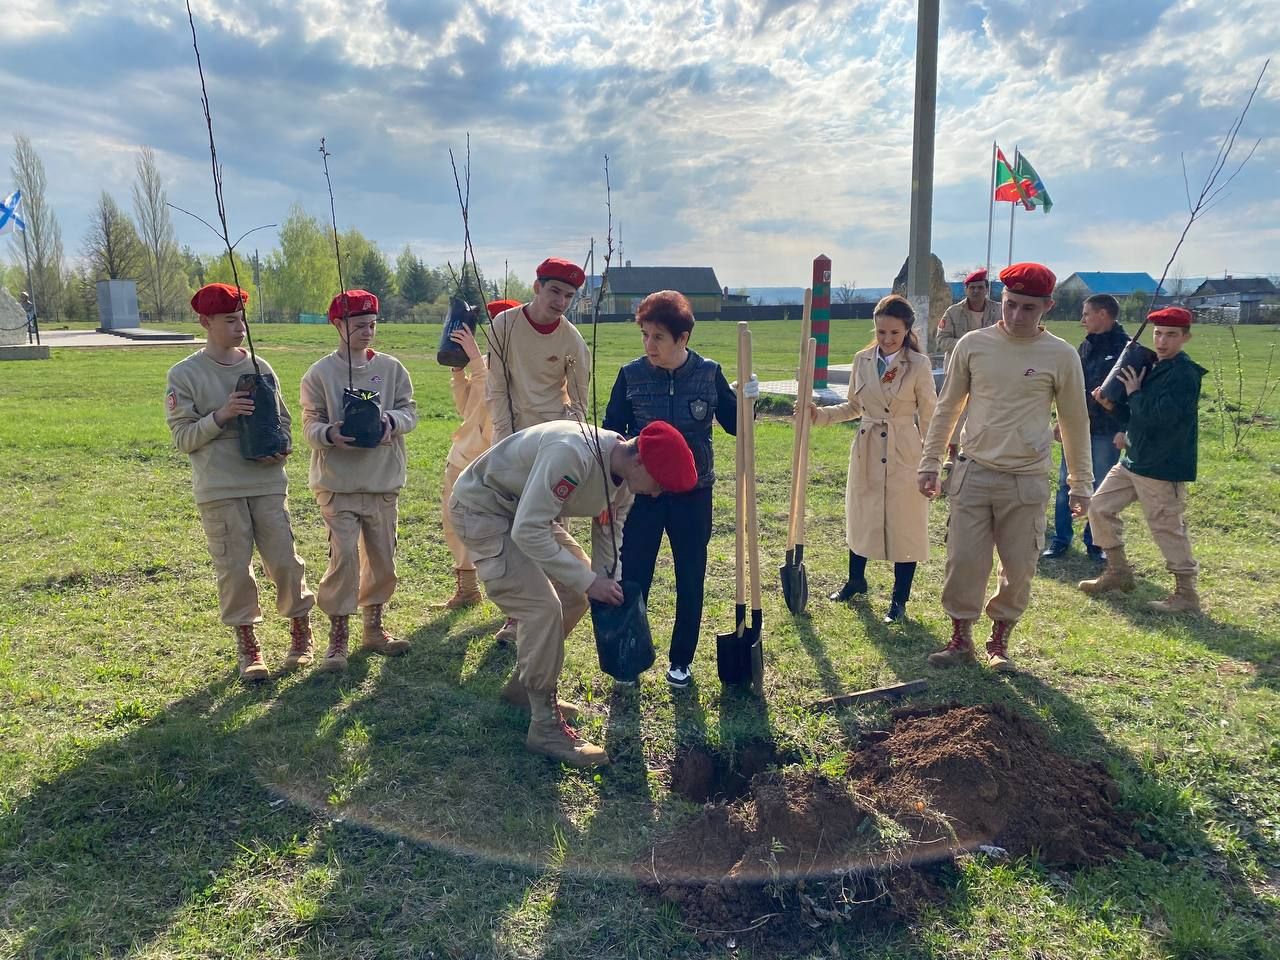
[643,704,1145,947]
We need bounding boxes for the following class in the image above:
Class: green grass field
[1,319,1277,959]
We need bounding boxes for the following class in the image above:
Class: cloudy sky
[4,0,1277,288]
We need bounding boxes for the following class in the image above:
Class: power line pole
[906,0,939,353]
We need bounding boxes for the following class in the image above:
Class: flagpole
[985,140,996,280]
[1008,145,1018,266]
[20,226,40,346]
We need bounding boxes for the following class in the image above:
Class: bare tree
[84,191,144,281]
[9,133,65,321]
[834,280,858,304]
[132,146,184,318]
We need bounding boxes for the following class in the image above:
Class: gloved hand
[732,374,760,400]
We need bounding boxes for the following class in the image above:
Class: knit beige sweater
[921,323,1094,495]
[165,349,292,505]
[299,350,417,494]
[485,306,591,441]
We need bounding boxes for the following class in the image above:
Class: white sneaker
[666,665,692,688]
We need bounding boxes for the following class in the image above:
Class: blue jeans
[1050,433,1121,550]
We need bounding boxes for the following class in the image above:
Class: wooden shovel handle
[794,338,817,545]
[786,289,814,551]
[734,323,748,606]
[743,326,762,612]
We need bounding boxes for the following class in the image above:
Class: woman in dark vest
[603,291,743,687]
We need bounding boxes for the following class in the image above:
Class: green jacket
[1115,351,1205,482]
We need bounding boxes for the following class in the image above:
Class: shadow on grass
[840,594,1280,959]
[1038,557,1280,692]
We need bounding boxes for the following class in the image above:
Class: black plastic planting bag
[1098,339,1158,406]
[437,297,481,368]
[235,372,290,460]
[592,580,655,682]
[342,388,383,448]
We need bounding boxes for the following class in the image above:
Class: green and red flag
[993,146,1027,204]
[1013,152,1053,214]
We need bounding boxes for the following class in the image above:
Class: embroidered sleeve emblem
[552,474,579,501]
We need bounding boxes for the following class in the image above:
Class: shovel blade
[783,561,808,615]
[716,603,752,685]
[779,550,795,609]
[746,609,764,696]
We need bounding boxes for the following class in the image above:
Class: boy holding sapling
[300,289,418,671]
[165,282,315,683]
[436,302,508,609]
[1080,307,1206,613]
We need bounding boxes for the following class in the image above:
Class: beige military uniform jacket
[936,298,1000,355]
[450,421,633,593]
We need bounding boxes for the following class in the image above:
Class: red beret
[999,262,1056,298]
[535,257,586,289]
[328,289,379,323]
[1148,306,1192,328]
[964,269,988,285]
[191,283,249,316]
[636,421,697,493]
[486,299,521,319]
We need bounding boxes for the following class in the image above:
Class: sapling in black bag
[342,388,383,448]
[235,372,290,460]
[592,580,656,682]
[437,297,480,368]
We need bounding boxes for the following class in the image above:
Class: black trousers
[848,550,917,604]
[619,485,713,668]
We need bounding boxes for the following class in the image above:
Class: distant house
[1055,272,1160,299]
[1184,276,1278,323]
[1188,276,1277,308]
[582,263,725,317]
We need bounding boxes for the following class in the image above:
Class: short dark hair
[1084,294,1120,320]
[636,290,695,340]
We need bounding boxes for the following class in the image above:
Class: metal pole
[20,227,40,345]
[1008,200,1015,266]
[906,0,939,354]
[1008,146,1018,266]
[985,140,996,281]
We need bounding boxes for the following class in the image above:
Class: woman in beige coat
[809,295,937,622]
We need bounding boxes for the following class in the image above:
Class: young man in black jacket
[603,291,745,688]
[1080,307,1206,612]
[1043,294,1129,561]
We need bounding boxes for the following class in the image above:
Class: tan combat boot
[1148,574,1201,614]
[525,688,609,767]
[361,604,410,656]
[1078,545,1135,595]
[501,670,580,723]
[985,620,1017,673]
[435,568,482,610]
[234,624,269,683]
[494,617,518,646]
[320,615,349,673]
[283,616,314,670]
[928,618,977,668]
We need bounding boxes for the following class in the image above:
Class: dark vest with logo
[604,350,730,491]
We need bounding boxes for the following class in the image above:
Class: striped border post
[811,254,832,389]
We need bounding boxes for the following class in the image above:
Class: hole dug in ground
[643,704,1151,950]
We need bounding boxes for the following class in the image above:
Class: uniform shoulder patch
[166,389,177,411]
[552,474,578,501]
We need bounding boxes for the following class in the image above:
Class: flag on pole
[993,148,1029,204]
[1013,153,1053,214]
[0,189,26,235]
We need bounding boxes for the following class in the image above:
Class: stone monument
[0,287,48,360]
